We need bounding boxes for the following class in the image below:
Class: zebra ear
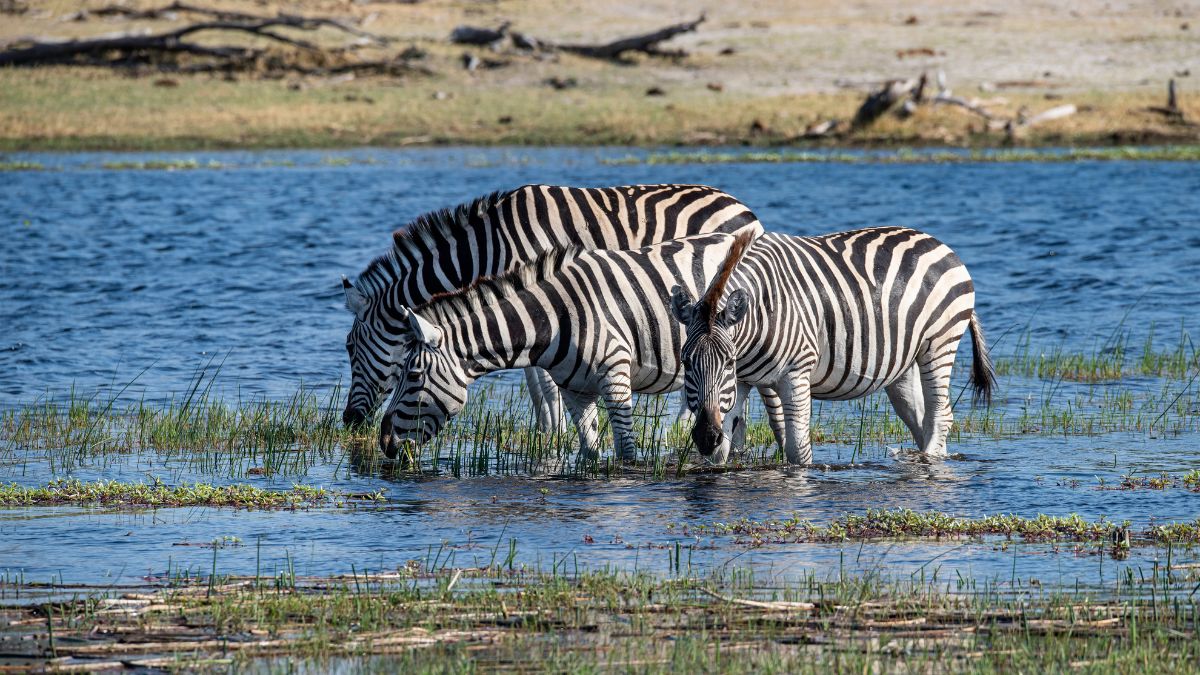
[343,276,368,320]
[721,289,749,326]
[401,307,443,348]
[670,285,695,324]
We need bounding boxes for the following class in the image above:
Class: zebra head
[667,230,756,464]
[342,276,403,428]
[671,285,750,463]
[378,307,470,459]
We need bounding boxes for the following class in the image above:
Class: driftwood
[851,77,920,128]
[1146,79,1187,122]
[449,22,510,47]
[450,15,704,60]
[559,14,704,59]
[80,2,393,45]
[0,5,420,75]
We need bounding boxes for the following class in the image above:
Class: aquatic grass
[689,508,1200,547]
[604,145,1200,166]
[99,158,224,170]
[0,478,384,509]
[0,160,44,171]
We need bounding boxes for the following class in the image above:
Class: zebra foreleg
[525,367,567,434]
[561,390,601,461]
[776,369,814,465]
[885,362,927,450]
[600,371,639,462]
[724,382,754,458]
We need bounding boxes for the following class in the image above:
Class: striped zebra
[341,184,764,433]
[376,232,785,461]
[669,228,996,465]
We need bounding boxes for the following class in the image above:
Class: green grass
[684,508,1200,549]
[0,478,384,509]
[5,561,1200,672]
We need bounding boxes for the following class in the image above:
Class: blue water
[1,148,1199,589]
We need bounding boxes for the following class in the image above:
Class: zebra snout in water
[378,415,399,459]
[343,406,368,427]
[692,402,725,459]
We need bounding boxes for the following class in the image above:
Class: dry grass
[1,1,1198,149]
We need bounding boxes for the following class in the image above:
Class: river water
[1,148,1198,590]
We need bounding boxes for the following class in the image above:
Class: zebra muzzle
[691,403,724,458]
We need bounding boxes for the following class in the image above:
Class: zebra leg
[776,369,814,465]
[885,362,927,449]
[525,367,567,434]
[560,390,601,460]
[704,383,752,465]
[674,397,694,428]
[916,344,959,458]
[755,384,787,451]
[601,370,639,462]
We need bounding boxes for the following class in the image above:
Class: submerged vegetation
[4,561,1200,672]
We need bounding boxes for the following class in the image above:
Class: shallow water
[1,148,1199,589]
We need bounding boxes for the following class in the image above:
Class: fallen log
[450,22,510,46]
[558,14,704,60]
[0,9,410,74]
[77,2,394,45]
[851,77,919,128]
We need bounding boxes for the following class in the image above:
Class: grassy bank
[2,68,1197,152]
[4,563,1200,672]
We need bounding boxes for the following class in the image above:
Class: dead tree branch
[558,14,705,59]
[82,2,394,45]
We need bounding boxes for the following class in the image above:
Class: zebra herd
[342,184,995,465]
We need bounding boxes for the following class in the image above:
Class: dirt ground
[1,0,1197,149]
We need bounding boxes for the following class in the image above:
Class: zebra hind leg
[916,342,960,459]
[525,367,567,434]
[561,390,601,462]
[884,362,927,450]
[600,370,639,462]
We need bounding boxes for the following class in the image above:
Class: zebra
[375,231,784,461]
[669,227,996,465]
[340,184,765,434]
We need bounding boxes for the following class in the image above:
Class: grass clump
[689,508,1200,547]
[0,478,385,509]
[0,160,44,171]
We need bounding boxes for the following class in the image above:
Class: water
[2,148,1199,590]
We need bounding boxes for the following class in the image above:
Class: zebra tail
[967,310,997,406]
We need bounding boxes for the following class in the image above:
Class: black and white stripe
[671,228,996,464]
[341,184,763,431]
[376,231,781,461]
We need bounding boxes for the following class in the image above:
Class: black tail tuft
[968,311,997,406]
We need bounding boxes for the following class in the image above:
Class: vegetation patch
[683,508,1200,549]
[2,565,1199,672]
[0,478,383,509]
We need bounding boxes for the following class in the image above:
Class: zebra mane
[350,189,516,301]
[391,188,512,252]
[700,229,756,326]
[418,246,584,324]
